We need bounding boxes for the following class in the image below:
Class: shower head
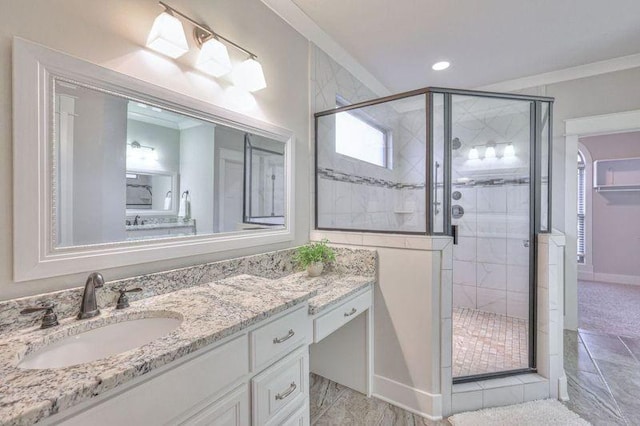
[452,137,462,150]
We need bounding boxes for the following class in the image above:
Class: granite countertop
[126,221,195,231]
[0,270,374,425]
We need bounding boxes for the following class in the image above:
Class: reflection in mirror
[244,135,285,227]
[53,79,286,248]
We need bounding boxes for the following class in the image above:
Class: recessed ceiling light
[432,61,450,71]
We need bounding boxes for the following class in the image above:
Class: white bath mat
[448,399,590,425]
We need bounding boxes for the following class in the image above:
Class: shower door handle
[451,225,459,245]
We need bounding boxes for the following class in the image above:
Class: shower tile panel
[507,185,530,213]
[477,263,507,290]
[453,284,477,309]
[453,237,476,262]
[476,237,507,264]
[477,288,507,315]
[452,215,476,237]
[506,238,529,266]
[476,213,507,238]
[507,265,530,294]
[507,291,529,319]
[506,214,529,239]
[477,186,507,213]
[453,260,476,286]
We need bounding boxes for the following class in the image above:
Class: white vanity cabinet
[46,305,310,426]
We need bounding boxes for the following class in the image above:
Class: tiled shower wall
[450,97,532,319]
[312,45,426,233]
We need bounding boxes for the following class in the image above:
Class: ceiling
[292,0,640,92]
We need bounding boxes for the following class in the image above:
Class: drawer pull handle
[344,308,358,317]
[273,329,295,344]
[275,382,297,400]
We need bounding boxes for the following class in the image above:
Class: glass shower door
[449,94,533,379]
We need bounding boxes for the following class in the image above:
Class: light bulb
[504,143,515,157]
[146,11,189,59]
[468,147,479,160]
[196,37,232,77]
[233,58,267,92]
[485,145,496,159]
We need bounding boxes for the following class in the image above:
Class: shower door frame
[431,89,554,383]
[313,87,554,383]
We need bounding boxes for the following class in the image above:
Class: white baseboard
[579,272,640,286]
[372,375,442,420]
[558,375,569,402]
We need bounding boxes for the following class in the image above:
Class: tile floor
[453,307,529,377]
[310,373,449,425]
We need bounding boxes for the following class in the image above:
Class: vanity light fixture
[233,57,267,92]
[146,9,190,58]
[127,141,158,161]
[148,2,267,91]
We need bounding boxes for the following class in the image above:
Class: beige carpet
[448,400,590,426]
[579,280,640,337]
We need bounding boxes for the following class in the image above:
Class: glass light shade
[196,38,232,77]
[485,145,496,159]
[233,58,267,92]
[468,147,479,160]
[146,12,189,59]
[504,143,515,157]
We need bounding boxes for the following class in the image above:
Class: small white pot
[306,262,324,277]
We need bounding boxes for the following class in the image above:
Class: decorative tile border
[318,167,425,189]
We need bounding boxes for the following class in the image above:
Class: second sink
[18,317,182,369]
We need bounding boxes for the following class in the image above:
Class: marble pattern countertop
[0,271,374,425]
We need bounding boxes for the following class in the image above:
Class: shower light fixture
[432,61,450,71]
[468,147,479,160]
[147,2,267,90]
[504,143,515,158]
[467,141,516,160]
[485,145,496,159]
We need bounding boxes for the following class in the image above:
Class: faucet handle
[20,301,59,329]
[115,287,142,310]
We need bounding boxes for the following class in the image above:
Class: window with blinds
[577,152,586,263]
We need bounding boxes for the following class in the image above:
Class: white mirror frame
[12,37,295,282]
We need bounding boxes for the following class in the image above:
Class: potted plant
[295,239,336,277]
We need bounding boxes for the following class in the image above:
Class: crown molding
[260,0,391,97]
[478,53,640,92]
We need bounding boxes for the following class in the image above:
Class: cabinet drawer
[280,404,309,426]
[251,306,307,371]
[313,290,371,342]
[251,347,308,426]
[181,385,249,426]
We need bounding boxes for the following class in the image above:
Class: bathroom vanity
[0,248,375,425]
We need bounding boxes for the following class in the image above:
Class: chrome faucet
[133,215,141,225]
[78,272,104,319]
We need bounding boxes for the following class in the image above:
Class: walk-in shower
[314,87,552,382]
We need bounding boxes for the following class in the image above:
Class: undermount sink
[18,317,182,369]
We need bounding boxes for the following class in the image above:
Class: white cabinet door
[182,385,249,426]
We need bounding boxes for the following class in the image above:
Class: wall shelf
[594,157,640,192]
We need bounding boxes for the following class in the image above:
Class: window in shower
[316,94,427,233]
[335,111,388,167]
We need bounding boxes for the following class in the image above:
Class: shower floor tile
[453,307,529,378]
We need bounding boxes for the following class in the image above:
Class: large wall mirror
[13,38,294,281]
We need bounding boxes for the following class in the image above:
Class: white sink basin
[18,317,182,369]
